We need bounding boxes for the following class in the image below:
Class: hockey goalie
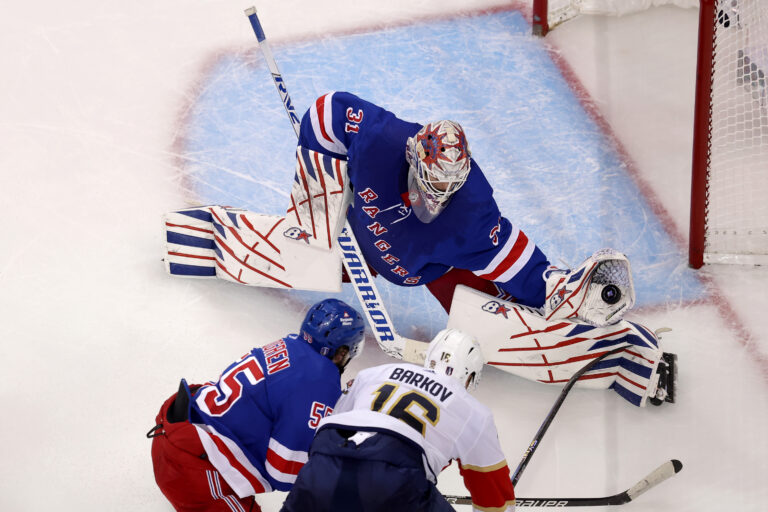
[162,91,677,408]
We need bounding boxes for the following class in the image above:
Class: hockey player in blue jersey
[164,91,636,324]
[294,93,676,407]
[147,298,365,512]
[160,92,675,409]
[300,91,557,313]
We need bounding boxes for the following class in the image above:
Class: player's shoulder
[259,334,339,384]
[460,160,496,204]
[436,161,496,224]
[463,390,494,418]
[323,91,415,128]
[354,361,412,379]
[322,91,375,111]
[349,361,422,385]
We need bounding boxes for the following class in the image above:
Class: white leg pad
[163,206,342,292]
[162,148,352,292]
[448,285,664,407]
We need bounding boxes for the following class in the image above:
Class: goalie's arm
[297,91,387,160]
[448,192,551,309]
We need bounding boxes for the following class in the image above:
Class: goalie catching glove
[543,248,636,327]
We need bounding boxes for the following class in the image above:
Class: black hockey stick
[445,459,683,507]
[444,346,683,506]
[512,345,627,486]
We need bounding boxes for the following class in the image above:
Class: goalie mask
[424,328,484,392]
[406,120,471,223]
[301,299,365,373]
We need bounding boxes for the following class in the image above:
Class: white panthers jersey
[318,362,515,510]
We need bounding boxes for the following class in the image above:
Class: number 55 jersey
[318,362,515,511]
[188,335,342,497]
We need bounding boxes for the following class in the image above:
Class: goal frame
[688,0,716,269]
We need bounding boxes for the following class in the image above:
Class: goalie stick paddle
[444,459,683,507]
[244,7,429,364]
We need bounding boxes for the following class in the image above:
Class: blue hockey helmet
[300,299,365,372]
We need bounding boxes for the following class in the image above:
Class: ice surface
[0,1,765,511]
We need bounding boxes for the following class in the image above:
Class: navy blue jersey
[187,335,341,497]
[298,91,550,307]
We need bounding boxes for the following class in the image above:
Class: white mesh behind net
[705,0,768,264]
[544,0,583,30]
[542,0,697,31]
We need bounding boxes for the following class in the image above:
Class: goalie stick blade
[401,336,429,365]
[444,459,683,507]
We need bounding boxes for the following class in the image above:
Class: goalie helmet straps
[424,328,484,392]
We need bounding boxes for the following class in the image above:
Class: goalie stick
[244,7,428,364]
[445,346,683,506]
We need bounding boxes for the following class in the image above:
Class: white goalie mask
[424,328,484,392]
[406,120,471,223]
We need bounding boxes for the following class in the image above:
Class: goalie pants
[280,427,453,512]
[427,268,513,313]
[150,392,261,512]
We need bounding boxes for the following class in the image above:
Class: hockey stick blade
[444,459,683,507]
[624,459,682,503]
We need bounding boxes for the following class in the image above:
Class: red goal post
[532,1,768,268]
[689,0,768,267]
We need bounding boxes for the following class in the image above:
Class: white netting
[704,0,768,263]
[542,0,582,31]
[540,0,697,31]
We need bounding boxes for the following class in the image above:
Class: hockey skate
[543,249,636,327]
[649,352,678,406]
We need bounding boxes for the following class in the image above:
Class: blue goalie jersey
[187,335,342,497]
[298,91,550,307]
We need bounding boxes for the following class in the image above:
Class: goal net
[532,0,768,267]
[532,0,697,36]
[690,0,768,267]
